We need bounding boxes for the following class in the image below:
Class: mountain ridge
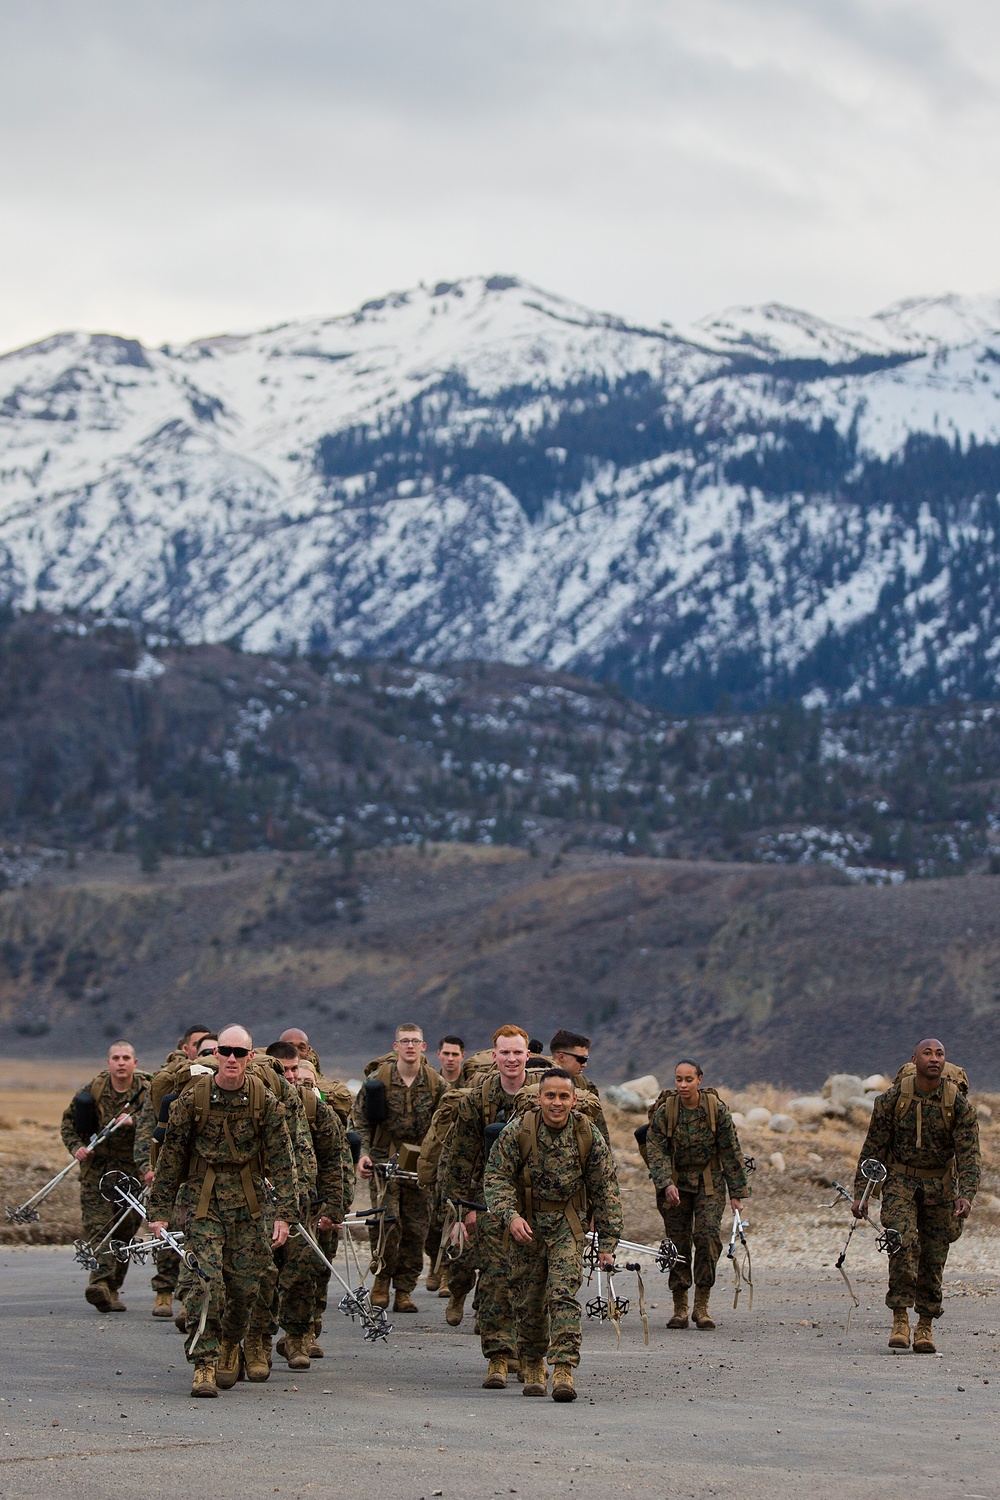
[5,274,1000,710]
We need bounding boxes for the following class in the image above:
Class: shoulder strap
[191,1072,213,1134]
[573,1111,593,1168]
[705,1089,718,1136]
[378,1060,395,1088]
[300,1085,317,1125]
[91,1073,109,1105]
[247,1073,267,1133]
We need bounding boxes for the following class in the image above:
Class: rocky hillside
[3,613,1000,881]
[3,845,1000,1089]
[5,276,1000,710]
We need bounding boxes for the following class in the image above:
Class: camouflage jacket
[854,1079,981,1201]
[133,1059,217,1175]
[300,1085,346,1223]
[646,1091,749,1198]
[484,1109,624,1254]
[60,1070,150,1178]
[518,1074,610,1142]
[439,1071,527,1203]
[351,1060,443,1160]
[148,1078,297,1223]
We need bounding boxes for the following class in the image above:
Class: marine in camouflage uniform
[855,1051,980,1349]
[311,1106,357,1331]
[439,1071,532,1360]
[134,1055,218,1312]
[276,1086,346,1363]
[485,1096,622,1391]
[244,1062,317,1366]
[60,1056,150,1310]
[147,1062,297,1385]
[351,1056,442,1302]
[645,1087,749,1327]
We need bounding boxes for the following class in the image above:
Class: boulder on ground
[862,1074,891,1094]
[605,1085,647,1113]
[977,1102,993,1122]
[621,1074,660,1103]
[744,1107,772,1127]
[842,1095,875,1124]
[768,1113,795,1133]
[823,1074,866,1109]
[729,1111,747,1131]
[768,1151,786,1172]
[787,1095,844,1122]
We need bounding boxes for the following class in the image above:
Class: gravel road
[1,1247,998,1500]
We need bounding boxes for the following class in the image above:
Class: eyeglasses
[217,1045,250,1059]
[561,1052,589,1066]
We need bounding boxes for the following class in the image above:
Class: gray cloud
[0,0,998,348]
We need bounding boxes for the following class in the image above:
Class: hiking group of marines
[57,1018,981,1401]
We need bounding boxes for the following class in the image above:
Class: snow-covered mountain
[4,273,1000,709]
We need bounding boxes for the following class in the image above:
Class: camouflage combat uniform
[247,1071,318,1342]
[439,1072,531,1358]
[646,1091,749,1293]
[148,1076,297,1366]
[424,1073,467,1278]
[485,1106,623,1368]
[351,1060,442,1293]
[855,1078,980,1320]
[313,1104,357,1328]
[278,1087,347,1338]
[60,1069,150,1297]
[134,1059,217,1298]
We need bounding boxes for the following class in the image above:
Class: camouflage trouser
[657,1177,726,1291]
[180,1207,272,1364]
[79,1172,140,1293]
[367,1176,430,1293]
[278,1221,320,1336]
[446,1238,478,1301]
[511,1211,583,1367]
[151,1246,180,1295]
[880,1174,962,1319]
[425,1206,443,1269]
[473,1211,516,1359]
[310,1230,338,1326]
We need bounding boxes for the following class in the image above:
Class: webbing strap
[887,1157,954,1181]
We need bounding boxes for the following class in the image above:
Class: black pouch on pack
[363,1077,387,1124]
[633,1123,649,1150]
[483,1120,505,1160]
[152,1090,177,1146]
[72,1090,99,1142]
[346,1129,362,1164]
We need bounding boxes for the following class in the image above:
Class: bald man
[148,1024,298,1397]
[279,1028,323,1076]
[853,1038,980,1353]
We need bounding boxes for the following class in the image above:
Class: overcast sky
[1,0,999,350]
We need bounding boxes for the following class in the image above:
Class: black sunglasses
[560,1052,589,1066]
[217,1045,250,1058]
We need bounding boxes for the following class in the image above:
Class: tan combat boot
[426,1267,443,1292]
[85,1282,112,1314]
[667,1290,689,1328]
[912,1316,936,1354]
[243,1330,272,1381]
[370,1274,391,1309]
[215,1339,242,1389]
[551,1364,577,1403]
[190,1362,218,1397]
[394,1290,419,1313]
[482,1355,508,1389]
[108,1289,127,1313]
[284,1334,311,1371]
[445,1291,466,1327]
[152,1291,173,1318]
[437,1265,451,1298]
[521,1359,548,1397]
[307,1322,324,1358]
[692,1287,715,1329]
[888,1308,911,1349]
